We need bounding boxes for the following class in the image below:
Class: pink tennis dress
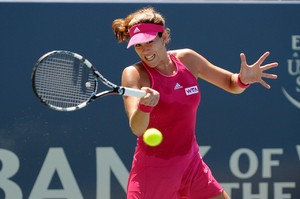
[127,53,223,199]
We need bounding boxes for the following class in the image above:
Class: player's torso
[139,53,201,158]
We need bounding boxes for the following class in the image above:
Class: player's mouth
[145,54,155,61]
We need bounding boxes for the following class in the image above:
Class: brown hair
[112,7,170,44]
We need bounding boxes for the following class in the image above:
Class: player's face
[134,36,165,68]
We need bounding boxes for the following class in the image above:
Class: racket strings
[34,54,96,110]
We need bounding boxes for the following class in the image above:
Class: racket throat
[93,86,124,99]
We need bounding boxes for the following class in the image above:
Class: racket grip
[121,87,146,98]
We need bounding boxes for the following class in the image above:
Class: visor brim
[127,32,158,48]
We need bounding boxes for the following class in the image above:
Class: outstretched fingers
[256,51,271,66]
[262,72,278,79]
[240,53,247,66]
[260,79,271,89]
[261,62,279,71]
[238,51,278,89]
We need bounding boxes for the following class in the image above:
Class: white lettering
[262,148,283,178]
[243,183,268,199]
[221,183,239,197]
[291,35,300,50]
[96,147,129,199]
[287,59,300,76]
[296,76,300,92]
[274,182,296,199]
[185,86,199,95]
[0,149,22,199]
[199,146,211,157]
[29,148,83,199]
[296,145,300,162]
[230,148,258,179]
[0,147,298,199]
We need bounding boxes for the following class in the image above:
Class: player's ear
[162,30,170,45]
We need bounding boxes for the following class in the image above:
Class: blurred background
[0,1,299,199]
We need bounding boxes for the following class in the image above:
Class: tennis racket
[32,50,145,111]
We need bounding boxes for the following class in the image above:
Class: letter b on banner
[0,149,22,199]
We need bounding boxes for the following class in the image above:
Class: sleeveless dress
[127,52,223,199]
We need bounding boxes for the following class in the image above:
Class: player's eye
[134,43,142,49]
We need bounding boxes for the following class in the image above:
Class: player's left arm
[177,49,278,93]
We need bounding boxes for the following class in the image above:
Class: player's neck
[156,54,176,75]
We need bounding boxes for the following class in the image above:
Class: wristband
[137,101,153,113]
[237,73,250,89]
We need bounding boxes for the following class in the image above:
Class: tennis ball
[143,128,163,147]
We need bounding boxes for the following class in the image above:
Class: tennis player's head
[112,7,171,48]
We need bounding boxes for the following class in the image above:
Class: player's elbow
[129,123,145,137]
[129,117,149,137]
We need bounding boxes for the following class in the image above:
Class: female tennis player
[112,7,278,199]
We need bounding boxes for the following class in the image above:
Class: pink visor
[127,23,164,48]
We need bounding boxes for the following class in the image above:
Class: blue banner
[0,2,299,199]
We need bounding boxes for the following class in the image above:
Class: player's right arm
[121,64,160,137]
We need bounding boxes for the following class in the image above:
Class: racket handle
[121,87,146,98]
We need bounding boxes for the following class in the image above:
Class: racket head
[32,50,98,111]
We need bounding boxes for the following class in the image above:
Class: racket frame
[32,50,145,111]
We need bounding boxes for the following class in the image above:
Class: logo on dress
[185,86,199,95]
[174,83,183,90]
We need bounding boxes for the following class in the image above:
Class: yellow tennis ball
[143,128,163,147]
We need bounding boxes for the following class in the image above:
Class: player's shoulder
[123,61,144,74]
[122,61,148,81]
[169,48,202,63]
[168,48,199,59]
[122,62,150,87]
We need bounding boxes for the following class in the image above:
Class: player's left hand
[239,51,278,89]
